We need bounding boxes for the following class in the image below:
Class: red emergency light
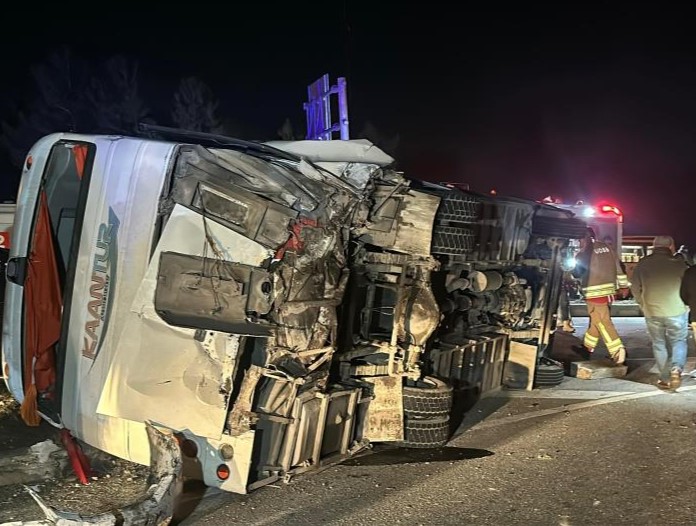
[599,204,623,222]
[600,204,621,215]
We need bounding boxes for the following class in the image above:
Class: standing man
[573,228,630,364]
[631,236,689,390]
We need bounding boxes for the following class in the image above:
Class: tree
[1,51,153,169]
[1,47,90,167]
[277,118,298,140]
[86,55,152,134]
[171,77,224,133]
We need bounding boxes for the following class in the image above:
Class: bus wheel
[402,377,453,419]
[396,416,450,449]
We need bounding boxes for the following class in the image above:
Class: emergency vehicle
[0,202,15,249]
[0,202,15,333]
[541,198,644,316]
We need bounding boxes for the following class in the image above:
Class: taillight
[216,464,230,481]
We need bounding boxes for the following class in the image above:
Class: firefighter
[573,227,630,364]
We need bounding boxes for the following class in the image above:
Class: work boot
[609,347,626,366]
[670,367,682,390]
[562,320,576,333]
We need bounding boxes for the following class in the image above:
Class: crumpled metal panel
[193,182,298,249]
[357,188,440,256]
[168,145,323,213]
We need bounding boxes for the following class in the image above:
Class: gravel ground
[0,384,150,523]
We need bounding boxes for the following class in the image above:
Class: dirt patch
[0,457,152,522]
[0,383,57,450]
[37,455,152,516]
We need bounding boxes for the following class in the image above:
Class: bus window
[42,143,93,279]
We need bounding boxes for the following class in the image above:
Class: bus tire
[396,416,451,449]
[402,377,453,419]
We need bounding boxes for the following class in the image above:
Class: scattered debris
[0,424,181,526]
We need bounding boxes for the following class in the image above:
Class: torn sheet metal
[171,145,321,213]
[3,424,182,526]
[227,365,264,436]
[193,182,298,249]
[97,205,272,440]
[208,149,329,211]
[312,161,381,190]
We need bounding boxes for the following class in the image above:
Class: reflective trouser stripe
[583,283,617,298]
[585,301,623,354]
[599,322,624,353]
[584,333,599,349]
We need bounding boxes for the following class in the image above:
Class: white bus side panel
[97,204,272,440]
[62,137,174,464]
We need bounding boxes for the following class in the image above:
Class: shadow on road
[341,445,493,467]
[173,480,234,525]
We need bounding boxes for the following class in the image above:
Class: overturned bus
[1,128,586,494]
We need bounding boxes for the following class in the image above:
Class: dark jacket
[631,247,688,317]
[680,264,696,313]
[573,240,629,299]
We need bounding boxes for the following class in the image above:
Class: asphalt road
[3,318,696,525]
[177,318,696,525]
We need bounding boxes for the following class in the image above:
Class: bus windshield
[20,141,93,423]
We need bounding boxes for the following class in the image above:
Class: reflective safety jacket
[574,240,629,299]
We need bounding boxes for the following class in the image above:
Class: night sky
[1,4,695,247]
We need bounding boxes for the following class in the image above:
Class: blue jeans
[645,312,689,381]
